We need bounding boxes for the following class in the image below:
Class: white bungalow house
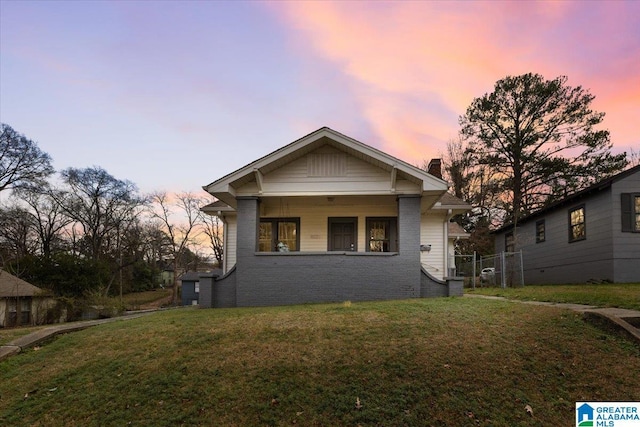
[199,127,470,308]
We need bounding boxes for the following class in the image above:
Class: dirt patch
[138,294,174,310]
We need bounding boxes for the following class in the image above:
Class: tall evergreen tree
[459,73,628,226]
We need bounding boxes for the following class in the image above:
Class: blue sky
[1,1,638,195]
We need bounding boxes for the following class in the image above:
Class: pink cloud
[271,1,639,164]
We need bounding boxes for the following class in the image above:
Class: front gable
[204,127,448,210]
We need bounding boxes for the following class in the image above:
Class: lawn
[1,297,639,426]
[466,283,640,310]
[0,289,172,346]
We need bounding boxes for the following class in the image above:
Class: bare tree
[0,123,54,193]
[148,192,204,304]
[55,166,147,262]
[202,207,224,268]
[15,187,72,259]
[628,148,640,167]
[0,203,38,264]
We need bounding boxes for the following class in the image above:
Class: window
[194,282,200,293]
[259,218,299,252]
[621,193,640,232]
[505,232,514,252]
[569,206,586,242]
[6,297,31,327]
[366,217,398,252]
[535,220,546,243]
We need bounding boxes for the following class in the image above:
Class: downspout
[444,208,453,276]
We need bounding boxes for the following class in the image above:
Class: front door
[329,217,357,251]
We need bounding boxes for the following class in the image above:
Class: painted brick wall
[232,196,425,307]
[206,195,460,308]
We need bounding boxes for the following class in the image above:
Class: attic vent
[307,153,347,177]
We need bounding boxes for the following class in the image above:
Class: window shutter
[621,193,632,232]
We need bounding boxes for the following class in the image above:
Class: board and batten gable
[233,144,423,197]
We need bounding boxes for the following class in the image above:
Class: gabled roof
[448,221,470,239]
[0,270,45,298]
[494,164,640,233]
[203,127,448,208]
[433,192,473,214]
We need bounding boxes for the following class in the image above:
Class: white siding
[420,213,446,279]
[260,196,398,252]
[224,216,237,273]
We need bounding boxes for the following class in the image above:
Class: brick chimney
[427,158,442,179]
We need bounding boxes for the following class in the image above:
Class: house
[493,164,640,284]
[199,127,471,308]
[0,270,56,328]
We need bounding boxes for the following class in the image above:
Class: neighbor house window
[621,193,640,232]
[259,218,300,252]
[366,217,398,252]
[6,297,31,327]
[505,232,514,252]
[569,205,586,242]
[535,220,546,243]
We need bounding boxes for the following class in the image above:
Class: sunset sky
[1,1,638,195]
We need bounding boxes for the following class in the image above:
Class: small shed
[180,272,202,306]
[0,270,55,328]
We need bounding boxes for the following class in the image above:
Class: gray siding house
[493,165,640,284]
[199,127,471,308]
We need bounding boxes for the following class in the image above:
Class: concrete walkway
[465,294,640,344]
[0,312,155,362]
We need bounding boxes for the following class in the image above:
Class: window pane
[570,207,585,241]
[505,233,514,252]
[635,196,640,231]
[369,220,390,252]
[571,208,584,225]
[278,222,297,251]
[571,224,585,240]
[259,222,272,252]
[536,221,545,243]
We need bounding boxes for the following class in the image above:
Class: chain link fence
[455,251,524,288]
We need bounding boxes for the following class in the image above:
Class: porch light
[420,244,432,252]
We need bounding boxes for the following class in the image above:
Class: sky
[1,0,639,197]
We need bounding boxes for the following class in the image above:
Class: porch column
[397,195,422,289]
[235,196,260,305]
[236,197,260,261]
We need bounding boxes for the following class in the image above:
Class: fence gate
[476,251,524,288]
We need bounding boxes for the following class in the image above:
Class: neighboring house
[0,270,56,328]
[199,127,471,308]
[493,165,640,284]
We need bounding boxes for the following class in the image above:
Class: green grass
[0,324,46,346]
[466,283,640,310]
[0,290,171,346]
[1,298,639,426]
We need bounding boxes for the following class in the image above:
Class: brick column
[235,197,259,305]
[397,195,422,291]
